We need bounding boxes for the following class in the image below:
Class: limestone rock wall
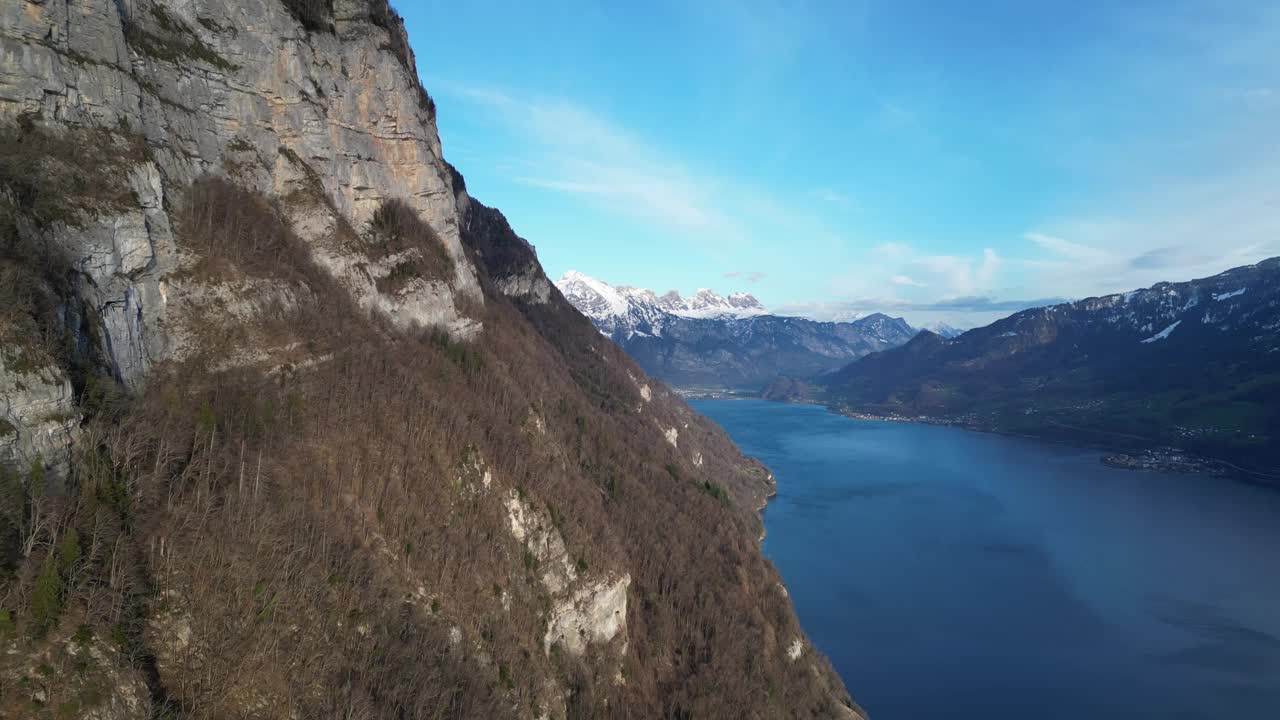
[0,357,78,477]
[0,0,482,470]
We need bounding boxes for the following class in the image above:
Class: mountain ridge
[557,270,769,325]
[556,271,916,390]
[810,258,1280,478]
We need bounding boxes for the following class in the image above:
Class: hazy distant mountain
[556,271,916,390]
[829,310,867,323]
[816,258,1280,476]
[919,321,963,339]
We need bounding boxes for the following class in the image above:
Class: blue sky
[400,1,1279,327]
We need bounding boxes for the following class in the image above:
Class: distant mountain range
[556,272,917,390]
[803,258,1280,477]
[557,270,770,329]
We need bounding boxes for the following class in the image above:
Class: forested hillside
[0,1,858,717]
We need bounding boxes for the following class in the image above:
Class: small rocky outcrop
[543,574,630,657]
[505,490,630,657]
[0,354,78,476]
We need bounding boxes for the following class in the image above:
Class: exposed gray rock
[0,0,486,468]
[496,269,552,304]
[504,490,631,658]
[0,354,78,476]
[544,574,630,657]
[0,0,483,365]
[787,637,804,661]
[505,490,578,594]
[0,632,151,720]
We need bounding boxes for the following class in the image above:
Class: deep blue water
[690,399,1280,720]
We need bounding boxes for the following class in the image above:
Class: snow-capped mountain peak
[680,287,766,318]
[555,271,768,322]
[555,271,920,389]
[920,321,964,339]
[556,270,629,319]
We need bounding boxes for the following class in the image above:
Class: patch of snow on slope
[557,270,629,319]
[1213,288,1247,301]
[1141,320,1182,343]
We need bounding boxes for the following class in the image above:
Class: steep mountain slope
[820,259,1280,477]
[557,272,915,390]
[0,2,858,718]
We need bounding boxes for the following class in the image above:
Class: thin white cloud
[1024,232,1110,263]
[776,294,1063,329]
[875,99,922,132]
[979,248,1000,288]
[1011,2,1280,299]
[1223,86,1277,109]
[913,248,1000,296]
[870,242,911,260]
[449,85,516,108]
[445,85,739,238]
[725,270,768,283]
[804,244,1008,328]
[511,169,718,232]
[813,187,855,208]
[438,82,875,287]
[1021,156,1280,299]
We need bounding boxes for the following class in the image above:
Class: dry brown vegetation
[0,201,68,361]
[174,176,320,285]
[124,4,237,71]
[0,163,855,719]
[362,198,455,295]
[0,117,145,229]
[0,120,144,384]
[280,0,336,33]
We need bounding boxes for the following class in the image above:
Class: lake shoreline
[685,389,1280,487]
[826,405,1280,487]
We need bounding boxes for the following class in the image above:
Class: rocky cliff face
[1,0,483,471]
[0,2,859,718]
